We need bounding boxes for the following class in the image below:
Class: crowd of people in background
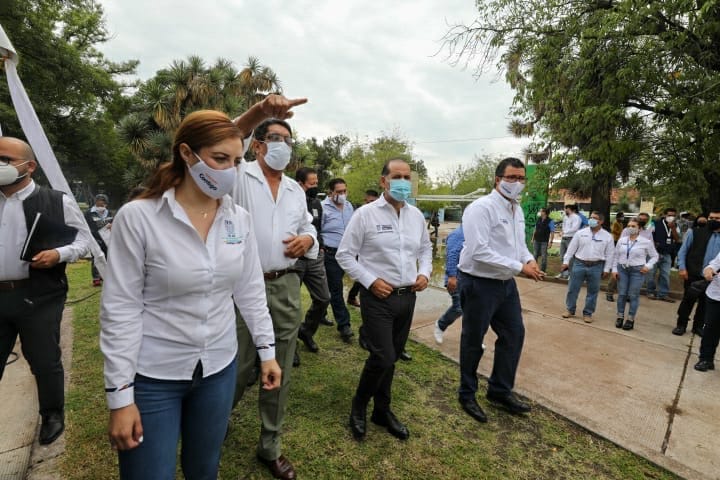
[536,205,720,370]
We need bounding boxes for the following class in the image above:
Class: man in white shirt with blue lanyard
[561,211,615,323]
[457,157,544,424]
[231,114,317,480]
[337,158,432,442]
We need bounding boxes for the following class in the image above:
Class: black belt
[575,258,604,267]
[263,269,296,280]
[0,279,31,291]
[324,246,338,254]
[458,271,513,284]
[390,287,413,296]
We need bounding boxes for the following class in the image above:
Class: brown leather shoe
[257,454,296,480]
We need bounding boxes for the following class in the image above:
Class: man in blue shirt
[434,225,464,344]
[673,209,720,336]
[321,178,355,342]
[531,208,555,273]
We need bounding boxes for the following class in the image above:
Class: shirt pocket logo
[223,219,246,244]
[376,224,394,233]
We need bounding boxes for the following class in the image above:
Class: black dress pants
[0,287,65,416]
[355,287,415,412]
[676,274,706,330]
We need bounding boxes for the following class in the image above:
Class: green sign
[521,164,549,246]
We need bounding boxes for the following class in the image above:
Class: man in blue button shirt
[321,178,355,342]
[434,225,464,344]
[673,209,720,336]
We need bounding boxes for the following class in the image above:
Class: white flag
[1,23,106,277]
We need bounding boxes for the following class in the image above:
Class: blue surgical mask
[588,218,599,228]
[388,179,412,202]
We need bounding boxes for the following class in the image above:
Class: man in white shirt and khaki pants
[337,158,432,442]
[231,109,316,480]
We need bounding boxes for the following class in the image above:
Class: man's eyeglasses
[262,133,294,146]
[0,155,17,166]
[501,175,526,183]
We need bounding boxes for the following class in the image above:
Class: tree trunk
[700,167,720,214]
[591,175,613,231]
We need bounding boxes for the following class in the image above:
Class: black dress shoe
[371,410,409,440]
[257,454,297,480]
[293,351,300,367]
[399,351,412,361]
[615,317,624,328]
[358,335,369,351]
[298,329,319,353]
[349,397,367,440]
[694,360,715,372]
[319,317,334,326]
[459,398,487,423]
[486,392,531,414]
[691,325,704,337]
[606,293,615,302]
[340,325,354,343]
[39,411,64,445]
[672,326,686,336]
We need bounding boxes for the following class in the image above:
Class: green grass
[61,261,679,479]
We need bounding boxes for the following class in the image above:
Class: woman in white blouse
[611,217,659,330]
[100,110,281,479]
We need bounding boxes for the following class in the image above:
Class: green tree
[328,134,427,206]
[294,135,350,186]
[444,0,720,214]
[0,0,137,203]
[118,55,281,186]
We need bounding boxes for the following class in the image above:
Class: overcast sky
[96,0,530,179]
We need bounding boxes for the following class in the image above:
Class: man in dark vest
[648,208,680,302]
[673,209,720,335]
[0,137,90,444]
[531,208,555,273]
[84,193,112,286]
[295,167,332,361]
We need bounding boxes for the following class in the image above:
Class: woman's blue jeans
[616,265,645,319]
[118,358,237,480]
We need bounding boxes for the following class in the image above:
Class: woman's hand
[109,404,144,451]
[260,359,282,391]
[612,272,619,280]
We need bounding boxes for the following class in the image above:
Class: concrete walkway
[410,278,719,480]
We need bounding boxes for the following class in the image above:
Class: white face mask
[627,227,639,236]
[96,206,107,215]
[666,216,676,223]
[0,161,29,186]
[187,153,237,199]
[333,193,347,204]
[263,142,292,171]
[498,180,525,200]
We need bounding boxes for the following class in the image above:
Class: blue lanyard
[626,239,637,260]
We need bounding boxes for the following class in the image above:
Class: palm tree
[118,55,282,180]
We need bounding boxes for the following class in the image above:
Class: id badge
[666,238,672,245]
